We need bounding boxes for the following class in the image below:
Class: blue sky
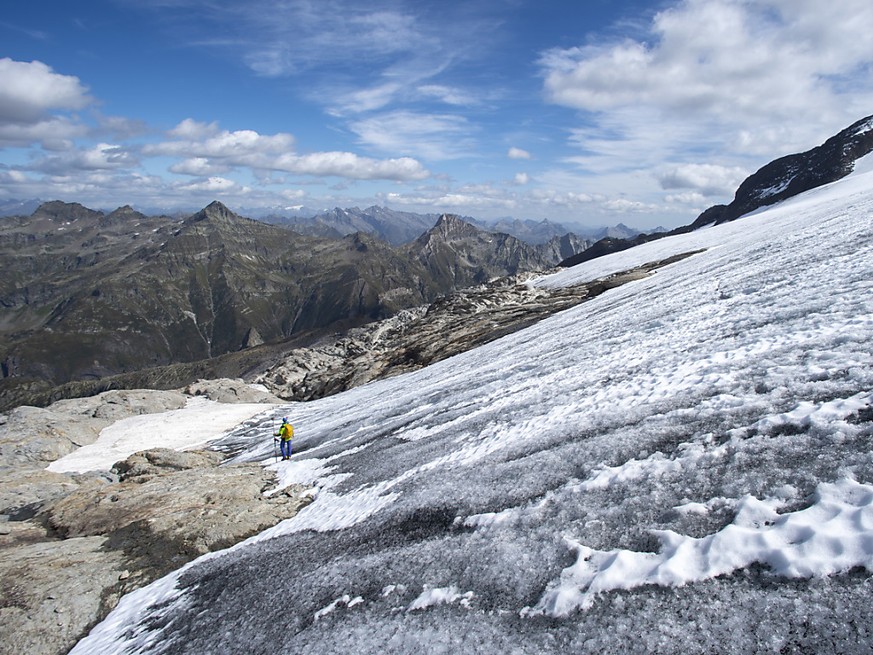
[2,0,873,229]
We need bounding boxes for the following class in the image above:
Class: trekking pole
[272,419,279,463]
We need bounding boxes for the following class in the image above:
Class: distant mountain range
[0,200,649,249]
[258,206,647,248]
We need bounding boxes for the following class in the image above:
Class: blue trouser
[280,439,292,458]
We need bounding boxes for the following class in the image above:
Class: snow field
[48,396,280,473]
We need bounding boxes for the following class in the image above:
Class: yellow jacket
[278,422,294,441]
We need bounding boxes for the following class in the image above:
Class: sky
[2,0,873,229]
[66,160,873,653]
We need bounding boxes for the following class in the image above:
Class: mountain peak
[188,200,245,225]
[103,205,147,225]
[32,200,104,222]
[204,200,233,215]
[431,213,482,239]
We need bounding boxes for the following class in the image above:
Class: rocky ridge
[257,251,702,401]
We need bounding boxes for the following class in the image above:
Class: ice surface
[47,396,278,473]
[71,170,873,654]
[526,477,873,617]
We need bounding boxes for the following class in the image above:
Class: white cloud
[514,172,530,185]
[280,189,305,201]
[0,58,93,147]
[508,147,531,160]
[146,121,294,160]
[0,169,29,184]
[96,115,149,139]
[417,85,476,107]
[541,0,873,122]
[178,176,240,192]
[334,83,403,114]
[665,191,707,205]
[273,151,428,181]
[349,111,475,161]
[168,118,221,141]
[0,117,86,149]
[0,58,92,124]
[658,163,747,197]
[539,0,873,182]
[529,189,597,207]
[148,119,427,181]
[32,143,138,174]
[602,198,661,213]
[169,157,231,176]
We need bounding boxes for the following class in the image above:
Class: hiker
[275,417,294,460]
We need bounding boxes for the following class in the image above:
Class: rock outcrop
[0,390,187,470]
[0,388,309,655]
[184,378,283,404]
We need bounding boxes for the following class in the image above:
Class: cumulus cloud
[32,143,138,174]
[97,115,149,140]
[539,0,873,181]
[514,172,530,185]
[0,117,86,149]
[602,198,660,213]
[382,183,519,211]
[169,157,231,176]
[177,176,241,193]
[146,120,294,160]
[540,0,873,122]
[0,58,93,147]
[148,119,427,181]
[665,191,708,205]
[508,147,531,160]
[273,151,428,180]
[529,189,597,207]
[0,58,92,124]
[168,118,221,141]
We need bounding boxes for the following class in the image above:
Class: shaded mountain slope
[406,214,559,291]
[1,205,583,411]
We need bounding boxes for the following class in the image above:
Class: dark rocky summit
[691,115,873,227]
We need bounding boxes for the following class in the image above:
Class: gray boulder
[184,378,284,404]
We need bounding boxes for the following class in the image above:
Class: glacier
[69,165,873,654]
